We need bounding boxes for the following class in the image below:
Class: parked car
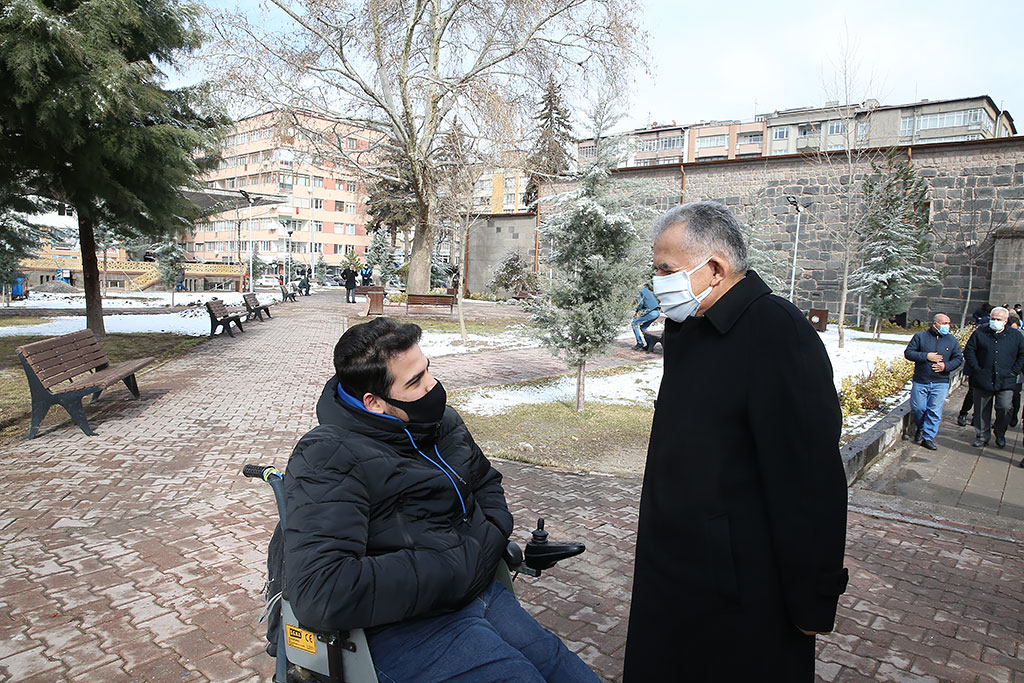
[255,275,280,288]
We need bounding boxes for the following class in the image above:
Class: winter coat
[282,378,513,633]
[904,328,963,384]
[623,271,849,682]
[963,325,1024,392]
[635,287,660,315]
[341,268,358,288]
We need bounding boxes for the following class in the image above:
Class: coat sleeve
[1012,335,1024,378]
[283,438,485,632]
[964,331,980,378]
[747,304,848,633]
[945,338,964,373]
[903,332,928,362]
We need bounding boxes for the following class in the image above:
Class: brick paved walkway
[2,296,1022,681]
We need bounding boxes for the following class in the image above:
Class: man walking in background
[963,306,1024,448]
[630,284,660,351]
[904,313,963,450]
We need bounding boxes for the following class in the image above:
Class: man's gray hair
[653,201,749,272]
[991,306,1009,318]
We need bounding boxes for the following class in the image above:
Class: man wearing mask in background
[904,313,963,450]
[963,306,1024,448]
[282,317,598,682]
[623,201,849,682]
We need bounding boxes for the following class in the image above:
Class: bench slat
[35,349,111,387]
[55,357,155,393]
[29,345,107,374]
[16,329,95,357]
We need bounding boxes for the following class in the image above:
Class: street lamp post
[786,195,811,303]
[239,189,254,292]
[308,187,315,279]
[287,229,294,283]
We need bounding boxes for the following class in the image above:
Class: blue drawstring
[403,429,467,517]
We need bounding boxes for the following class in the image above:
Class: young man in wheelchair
[282,317,597,682]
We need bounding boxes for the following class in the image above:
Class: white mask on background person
[990,319,1006,333]
[652,257,712,323]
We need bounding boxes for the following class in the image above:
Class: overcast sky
[620,0,1024,131]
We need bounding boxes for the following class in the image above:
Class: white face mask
[990,319,1006,333]
[652,257,712,323]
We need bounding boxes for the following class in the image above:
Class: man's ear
[708,255,730,285]
[363,393,387,415]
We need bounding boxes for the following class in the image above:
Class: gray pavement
[1,295,1023,681]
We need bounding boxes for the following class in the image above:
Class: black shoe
[1018,459,1024,468]
[996,436,1007,449]
[1011,419,1019,428]
[972,438,988,447]
[921,440,937,450]
[913,427,922,444]
[957,414,969,426]
[632,343,645,351]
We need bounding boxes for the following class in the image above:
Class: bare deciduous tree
[206,0,643,293]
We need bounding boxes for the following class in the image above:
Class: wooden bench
[355,285,384,296]
[243,292,272,322]
[16,330,154,438]
[406,293,455,315]
[206,299,245,338]
[279,285,296,303]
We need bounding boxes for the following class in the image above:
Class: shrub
[839,356,914,422]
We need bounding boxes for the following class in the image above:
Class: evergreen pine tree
[250,243,267,280]
[524,76,574,209]
[852,150,938,336]
[0,0,229,334]
[366,228,397,287]
[530,96,664,411]
[154,239,185,305]
[316,253,328,284]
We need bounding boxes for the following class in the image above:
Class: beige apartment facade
[577,122,688,168]
[688,120,766,162]
[763,95,1015,156]
[186,110,374,278]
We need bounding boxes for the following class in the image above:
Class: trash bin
[367,291,385,316]
[807,308,828,332]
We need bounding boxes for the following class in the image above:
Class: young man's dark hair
[333,317,422,398]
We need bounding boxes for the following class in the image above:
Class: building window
[345,223,356,235]
[313,176,324,188]
[915,108,993,134]
[346,137,358,149]
[579,144,596,158]
[345,244,355,255]
[697,155,727,161]
[827,144,846,151]
[857,122,870,141]
[504,193,516,204]
[736,153,761,159]
[901,116,915,137]
[827,121,846,135]
[345,181,357,193]
[773,128,789,140]
[635,138,657,152]
[737,133,763,145]
[657,135,683,150]
[345,202,356,214]
[636,159,659,167]
[313,221,323,232]
[696,134,728,148]
[312,198,324,210]
[771,148,788,156]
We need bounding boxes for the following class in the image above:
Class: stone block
[990,175,1012,186]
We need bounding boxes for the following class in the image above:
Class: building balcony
[796,137,819,151]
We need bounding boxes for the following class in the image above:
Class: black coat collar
[702,271,771,335]
[316,377,442,447]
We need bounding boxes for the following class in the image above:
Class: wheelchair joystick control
[524,518,585,574]
[531,518,548,545]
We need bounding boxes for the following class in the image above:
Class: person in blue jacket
[903,313,963,450]
[631,285,660,351]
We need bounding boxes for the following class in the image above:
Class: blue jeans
[631,310,660,345]
[910,381,950,441]
[366,581,599,683]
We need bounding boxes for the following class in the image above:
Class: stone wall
[464,213,539,294]
[991,227,1024,307]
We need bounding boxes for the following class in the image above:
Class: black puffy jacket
[964,325,1024,392]
[283,378,513,633]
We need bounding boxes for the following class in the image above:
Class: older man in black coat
[962,306,1024,448]
[623,202,849,681]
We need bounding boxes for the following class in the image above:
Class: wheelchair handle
[242,464,282,482]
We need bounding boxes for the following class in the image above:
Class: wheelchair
[243,464,587,683]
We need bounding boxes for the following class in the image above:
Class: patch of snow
[0,309,211,337]
[8,290,283,309]
[420,327,539,357]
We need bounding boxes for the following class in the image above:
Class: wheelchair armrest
[503,540,524,570]
[524,540,586,572]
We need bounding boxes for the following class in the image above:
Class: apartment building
[186,110,374,276]
[473,167,532,214]
[577,122,688,168]
[762,95,1015,155]
[688,120,766,162]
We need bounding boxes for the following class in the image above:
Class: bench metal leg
[122,374,140,398]
[26,399,51,440]
[224,321,234,337]
[61,396,96,437]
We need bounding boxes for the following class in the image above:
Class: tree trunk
[874,316,881,339]
[575,362,586,413]
[837,245,851,349]
[407,204,434,294]
[961,264,974,328]
[77,212,106,336]
[457,221,468,341]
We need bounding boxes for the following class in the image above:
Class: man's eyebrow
[404,358,430,388]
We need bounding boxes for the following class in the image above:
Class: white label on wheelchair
[286,624,318,655]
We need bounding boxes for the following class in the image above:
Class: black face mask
[384,380,447,424]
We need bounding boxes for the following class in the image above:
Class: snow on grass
[420,326,540,357]
[0,308,212,337]
[455,325,912,416]
[9,289,285,309]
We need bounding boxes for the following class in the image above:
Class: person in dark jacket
[623,202,848,682]
[297,274,310,296]
[360,264,373,286]
[283,318,598,682]
[340,264,358,303]
[630,285,660,351]
[963,306,1024,448]
[903,313,963,450]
